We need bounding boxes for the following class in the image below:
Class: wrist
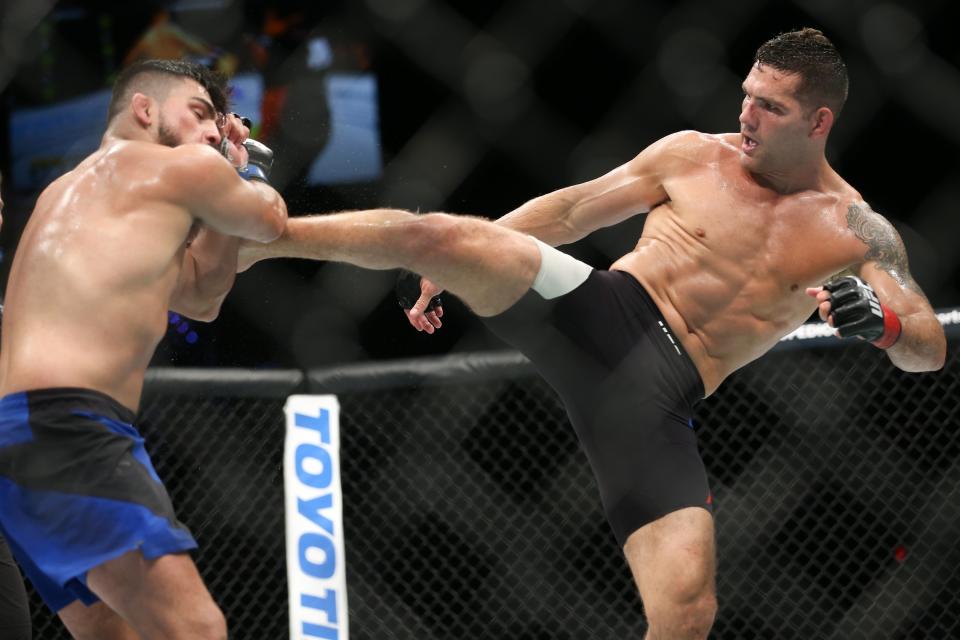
[871,304,902,349]
[237,164,269,183]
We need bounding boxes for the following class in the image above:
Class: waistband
[0,387,137,425]
[612,269,706,401]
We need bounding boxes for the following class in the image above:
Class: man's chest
[659,170,866,287]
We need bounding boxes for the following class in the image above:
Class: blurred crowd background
[1,0,958,370]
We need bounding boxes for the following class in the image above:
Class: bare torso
[610,133,868,396]
[0,141,196,411]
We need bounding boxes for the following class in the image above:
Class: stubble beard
[157,116,182,148]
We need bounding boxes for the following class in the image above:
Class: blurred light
[186,331,199,345]
[169,312,181,324]
[893,544,907,563]
[169,0,231,10]
[177,322,190,334]
[657,28,727,98]
[860,4,925,74]
[384,178,444,211]
[463,47,531,122]
[365,0,426,22]
[307,37,333,71]
[562,0,598,12]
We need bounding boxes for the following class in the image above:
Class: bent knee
[194,605,228,640]
[150,603,226,640]
[645,591,717,639]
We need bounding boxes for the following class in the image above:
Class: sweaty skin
[229,53,944,640]
[486,63,944,395]
[610,131,869,394]
[236,63,944,397]
[0,79,286,412]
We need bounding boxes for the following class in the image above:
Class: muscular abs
[611,143,867,396]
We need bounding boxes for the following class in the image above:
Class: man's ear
[809,106,834,140]
[131,92,154,128]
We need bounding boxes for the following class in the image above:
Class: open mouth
[741,133,759,154]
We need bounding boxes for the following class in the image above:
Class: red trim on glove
[871,304,902,349]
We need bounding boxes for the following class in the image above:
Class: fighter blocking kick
[238,29,945,639]
[0,60,285,639]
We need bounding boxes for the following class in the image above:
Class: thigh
[623,507,716,606]
[86,550,222,639]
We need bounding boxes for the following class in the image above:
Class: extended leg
[241,210,543,316]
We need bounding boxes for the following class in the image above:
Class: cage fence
[24,330,960,639]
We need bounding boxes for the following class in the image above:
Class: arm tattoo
[846,203,922,294]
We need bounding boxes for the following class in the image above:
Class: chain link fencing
[26,331,960,639]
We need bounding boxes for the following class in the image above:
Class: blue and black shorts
[0,388,197,612]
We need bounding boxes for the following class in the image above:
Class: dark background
[1,0,958,370]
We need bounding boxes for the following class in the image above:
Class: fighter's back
[0,140,197,410]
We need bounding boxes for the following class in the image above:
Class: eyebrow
[741,83,787,110]
[189,97,217,120]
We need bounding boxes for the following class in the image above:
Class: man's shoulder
[821,175,868,216]
[645,130,736,158]
[632,131,735,171]
[104,140,220,168]
[105,142,226,202]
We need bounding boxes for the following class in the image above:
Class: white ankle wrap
[531,239,592,300]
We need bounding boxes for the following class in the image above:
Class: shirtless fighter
[0,60,286,639]
[237,29,945,638]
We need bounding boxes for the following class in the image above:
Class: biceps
[196,179,263,233]
[566,172,665,234]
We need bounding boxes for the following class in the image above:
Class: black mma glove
[237,139,274,184]
[396,269,442,312]
[823,275,901,349]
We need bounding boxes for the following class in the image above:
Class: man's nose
[739,102,755,128]
[204,123,222,147]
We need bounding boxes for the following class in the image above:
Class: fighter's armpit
[846,202,923,295]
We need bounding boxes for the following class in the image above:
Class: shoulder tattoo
[846,203,921,294]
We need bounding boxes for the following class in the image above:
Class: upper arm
[164,144,286,242]
[847,202,931,317]
[562,130,698,236]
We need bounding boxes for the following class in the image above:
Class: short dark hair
[754,28,848,118]
[106,59,228,124]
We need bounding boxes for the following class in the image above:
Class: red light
[894,545,907,563]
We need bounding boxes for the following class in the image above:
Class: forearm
[496,190,584,246]
[172,229,241,320]
[885,311,946,372]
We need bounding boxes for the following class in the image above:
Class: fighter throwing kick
[239,29,944,639]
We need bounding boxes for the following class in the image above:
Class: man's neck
[750,155,830,195]
[101,122,151,148]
